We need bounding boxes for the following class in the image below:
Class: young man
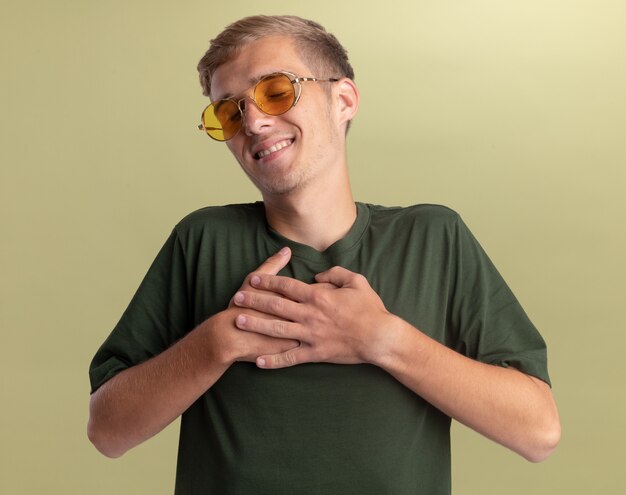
[88,15,560,495]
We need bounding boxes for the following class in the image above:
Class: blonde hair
[197,15,354,97]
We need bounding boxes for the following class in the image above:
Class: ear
[333,78,359,128]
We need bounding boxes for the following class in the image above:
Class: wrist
[369,315,428,375]
[364,313,409,367]
[193,311,237,368]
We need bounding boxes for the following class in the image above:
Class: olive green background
[1,0,624,493]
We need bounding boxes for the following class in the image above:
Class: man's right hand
[202,247,301,365]
[229,246,293,308]
[88,247,299,458]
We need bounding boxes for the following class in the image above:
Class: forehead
[210,36,311,100]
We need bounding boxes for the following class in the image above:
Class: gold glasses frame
[198,71,339,141]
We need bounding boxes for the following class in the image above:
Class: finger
[250,274,311,302]
[312,281,338,291]
[234,328,300,363]
[235,314,304,341]
[233,290,300,321]
[257,347,312,369]
[314,266,363,287]
[254,247,292,276]
[230,248,291,308]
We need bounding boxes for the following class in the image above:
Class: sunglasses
[198,71,339,141]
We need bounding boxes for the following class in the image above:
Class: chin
[242,154,320,197]
[255,171,311,197]
[257,181,298,197]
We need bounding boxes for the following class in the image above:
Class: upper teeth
[257,140,291,158]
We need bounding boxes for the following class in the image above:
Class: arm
[87,248,298,458]
[374,315,560,462]
[231,267,561,462]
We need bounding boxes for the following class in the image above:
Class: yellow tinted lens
[202,100,241,141]
[255,74,295,115]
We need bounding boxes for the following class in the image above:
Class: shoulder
[173,202,265,235]
[363,202,461,230]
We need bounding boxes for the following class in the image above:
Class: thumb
[314,265,355,287]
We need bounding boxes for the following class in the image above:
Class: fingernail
[234,292,244,304]
[250,275,260,286]
[236,315,246,326]
[279,247,290,256]
[257,357,266,367]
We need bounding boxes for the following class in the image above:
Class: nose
[239,97,274,136]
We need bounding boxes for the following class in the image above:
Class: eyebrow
[213,99,228,112]
[215,71,285,101]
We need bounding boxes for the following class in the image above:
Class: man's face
[210,36,345,198]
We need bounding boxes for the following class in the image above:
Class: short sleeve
[89,229,191,393]
[449,216,551,386]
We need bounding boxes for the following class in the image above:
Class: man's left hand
[232,267,399,368]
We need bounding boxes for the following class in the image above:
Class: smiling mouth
[254,139,293,160]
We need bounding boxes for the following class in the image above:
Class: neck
[262,166,356,252]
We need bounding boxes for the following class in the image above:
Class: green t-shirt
[90,202,550,495]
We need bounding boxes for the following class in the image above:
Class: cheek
[226,140,246,162]
[225,141,237,154]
